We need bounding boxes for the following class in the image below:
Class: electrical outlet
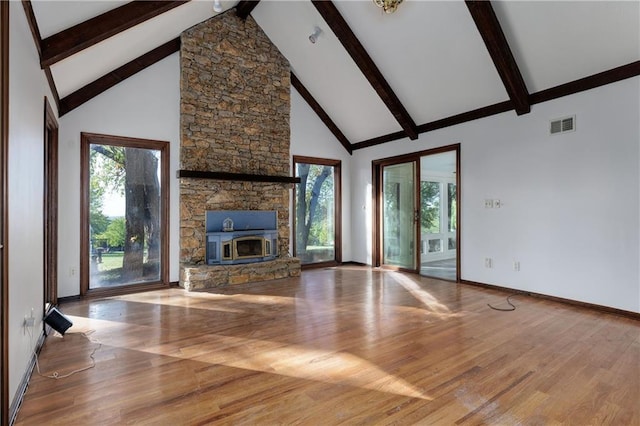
[23,307,36,329]
[69,267,77,277]
[513,261,520,271]
[484,199,494,209]
[484,258,492,268]
[494,199,501,208]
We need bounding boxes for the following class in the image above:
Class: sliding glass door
[381,161,417,270]
[375,146,460,280]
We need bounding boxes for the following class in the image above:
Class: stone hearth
[181,258,300,291]
[179,11,301,290]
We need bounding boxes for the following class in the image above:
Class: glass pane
[419,150,457,281]
[382,162,415,269]
[421,181,440,234]
[428,239,442,253]
[295,163,335,264]
[448,237,456,250]
[448,183,457,232]
[89,145,162,288]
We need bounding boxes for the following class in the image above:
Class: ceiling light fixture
[309,27,322,44]
[374,0,403,14]
[213,0,223,13]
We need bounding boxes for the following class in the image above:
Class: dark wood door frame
[43,98,58,308]
[1,1,9,424]
[372,144,461,281]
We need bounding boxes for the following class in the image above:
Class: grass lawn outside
[96,252,124,271]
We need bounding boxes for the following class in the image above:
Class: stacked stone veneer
[179,11,300,290]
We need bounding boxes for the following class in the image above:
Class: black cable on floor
[488,294,517,311]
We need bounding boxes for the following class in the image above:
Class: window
[80,133,169,295]
[293,156,341,266]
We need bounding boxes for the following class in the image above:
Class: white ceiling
[253,0,402,142]
[331,0,509,124]
[29,0,640,145]
[493,1,640,92]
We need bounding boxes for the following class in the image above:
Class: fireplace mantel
[178,170,300,184]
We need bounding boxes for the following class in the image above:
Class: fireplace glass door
[236,238,263,258]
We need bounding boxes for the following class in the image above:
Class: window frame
[292,156,342,268]
[80,132,169,296]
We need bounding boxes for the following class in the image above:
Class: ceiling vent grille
[550,115,576,135]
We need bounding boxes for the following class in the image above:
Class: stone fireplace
[179,11,300,290]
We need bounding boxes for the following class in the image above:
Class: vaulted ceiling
[23,0,640,153]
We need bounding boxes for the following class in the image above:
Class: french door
[374,145,460,280]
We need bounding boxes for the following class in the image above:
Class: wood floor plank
[14,267,640,425]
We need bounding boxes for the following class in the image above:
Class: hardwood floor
[15,266,640,425]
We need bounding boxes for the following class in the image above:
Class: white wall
[290,88,353,261]
[8,0,57,406]
[58,53,180,297]
[351,78,640,313]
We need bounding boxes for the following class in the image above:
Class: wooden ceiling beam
[59,38,180,116]
[40,1,188,68]
[352,101,512,151]
[311,0,419,140]
[21,0,42,58]
[352,60,639,151]
[291,73,352,155]
[350,131,407,151]
[465,0,531,115]
[530,61,640,105]
[417,100,513,134]
[22,1,61,112]
[236,1,260,20]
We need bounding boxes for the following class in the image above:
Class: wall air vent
[550,115,576,135]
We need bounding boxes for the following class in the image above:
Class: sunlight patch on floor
[170,333,432,401]
[62,314,431,401]
[388,272,459,318]
[113,289,296,309]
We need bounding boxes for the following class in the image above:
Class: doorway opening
[419,151,457,280]
[373,144,460,281]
